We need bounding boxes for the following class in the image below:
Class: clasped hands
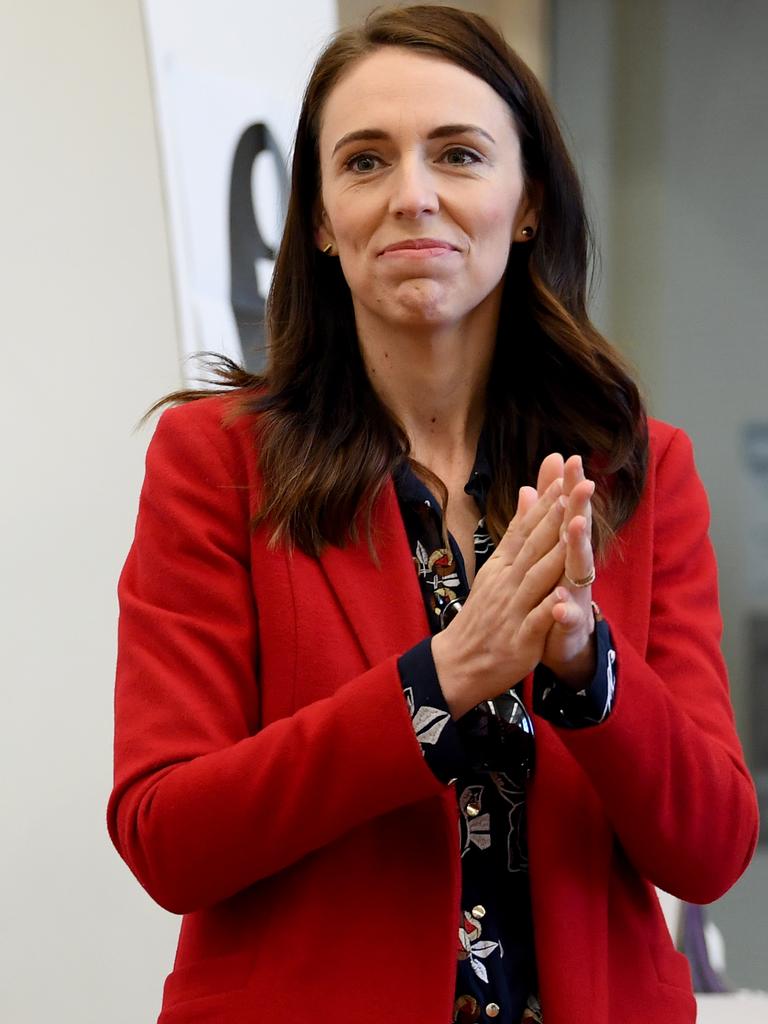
[432,454,597,721]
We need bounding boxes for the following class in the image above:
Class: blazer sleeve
[556,427,758,903]
[107,404,445,915]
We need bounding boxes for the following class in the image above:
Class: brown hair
[160,4,647,557]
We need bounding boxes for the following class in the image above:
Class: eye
[345,152,382,173]
[441,146,482,166]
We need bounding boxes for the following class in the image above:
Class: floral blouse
[394,454,617,1024]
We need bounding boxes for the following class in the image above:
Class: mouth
[378,238,460,258]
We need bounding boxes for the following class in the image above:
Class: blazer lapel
[318,478,430,668]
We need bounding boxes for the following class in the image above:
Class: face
[316,47,537,333]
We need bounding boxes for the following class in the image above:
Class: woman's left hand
[535,453,597,689]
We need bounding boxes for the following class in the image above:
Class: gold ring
[565,567,596,588]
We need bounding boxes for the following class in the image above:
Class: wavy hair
[161,5,647,557]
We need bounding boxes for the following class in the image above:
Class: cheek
[465,176,520,230]
[325,190,377,249]
[470,198,518,266]
[334,214,361,250]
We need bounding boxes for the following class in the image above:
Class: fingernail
[558,495,568,509]
[555,587,568,601]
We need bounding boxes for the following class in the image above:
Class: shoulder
[144,392,262,497]
[150,392,258,456]
[153,392,255,441]
[643,416,710,523]
[646,416,700,479]
[610,417,709,550]
[648,416,688,458]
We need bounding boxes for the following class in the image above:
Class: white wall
[2,1,341,1019]
[1,2,181,1020]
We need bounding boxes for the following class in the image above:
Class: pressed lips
[379,238,460,257]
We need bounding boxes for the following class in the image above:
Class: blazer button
[471,904,486,919]
[485,1003,500,1018]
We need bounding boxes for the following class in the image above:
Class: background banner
[141,0,336,374]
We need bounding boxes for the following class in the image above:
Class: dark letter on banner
[229,123,288,372]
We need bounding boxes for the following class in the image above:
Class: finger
[493,477,563,565]
[508,490,567,575]
[510,522,567,602]
[561,455,587,535]
[552,589,593,631]
[536,453,565,496]
[563,513,595,591]
[565,478,594,515]
[520,477,564,534]
[562,454,585,497]
[559,478,594,542]
[581,491,593,544]
[516,485,538,519]
[518,586,568,648]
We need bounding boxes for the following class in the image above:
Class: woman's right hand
[431,474,568,719]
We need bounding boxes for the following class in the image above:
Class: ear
[514,180,542,242]
[313,204,336,253]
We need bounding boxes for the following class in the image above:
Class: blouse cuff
[533,618,617,729]
[398,638,470,783]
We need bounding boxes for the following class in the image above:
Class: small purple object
[681,902,730,993]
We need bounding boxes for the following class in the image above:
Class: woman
[108,7,758,1023]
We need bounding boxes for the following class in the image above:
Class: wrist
[431,632,484,720]
[542,630,597,690]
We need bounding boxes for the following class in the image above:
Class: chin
[388,280,464,323]
[388,301,461,328]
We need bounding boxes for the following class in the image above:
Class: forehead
[319,47,517,150]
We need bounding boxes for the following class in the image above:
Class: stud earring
[322,242,334,256]
[521,226,535,240]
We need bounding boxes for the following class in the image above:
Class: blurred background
[1,1,765,1020]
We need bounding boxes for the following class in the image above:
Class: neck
[355,305,498,478]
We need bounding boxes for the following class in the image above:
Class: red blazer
[108,396,757,1024]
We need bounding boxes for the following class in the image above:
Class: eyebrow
[331,123,496,156]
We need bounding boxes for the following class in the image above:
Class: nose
[387,156,439,219]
